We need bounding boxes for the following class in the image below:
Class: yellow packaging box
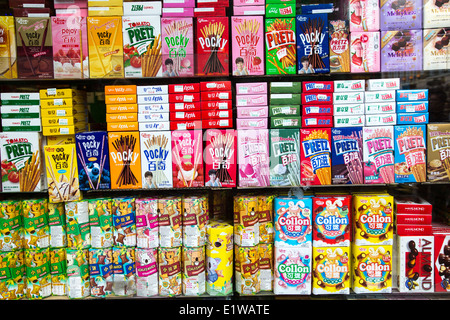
[0,16,17,79]
[40,97,86,109]
[88,6,124,16]
[351,244,392,294]
[40,107,85,118]
[352,194,394,246]
[312,246,351,295]
[46,135,76,145]
[39,88,84,100]
[88,0,123,6]
[43,126,76,136]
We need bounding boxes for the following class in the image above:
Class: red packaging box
[194,7,227,17]
[201,91,232,101]
[170,111,202,121]
[312,195,352,247]
[202,110,232,119]
[302,116,333,128]
[204,129,236,187]
[302,105,333,116]
[170,120,202,131]
[300,128,332,186]
[433,224,450,292]
[395,196,433,215]
[168,83,200,94]
[302,93,333,105]
[396,214,433,225]
[201,100,232,110]
[302,81,334,93]
[9,0,50,8]
[169,93,201,103]
[397,225,433,236]
[200,81,232,92]
[169,102,201,112]
[202,118,233,129]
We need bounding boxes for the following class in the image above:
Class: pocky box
[265,17,296,75]
[204,129,237,188]
[269,129,301,186]
[331,127,364,185]
[87,16,124,78]
[427,123,450,182]
[350,31,381,73]
[111,197,137,247]
[352,244,392,293]
[423,0,450,28]
[312,246,351,295]
[44,144,82,203]
[231,16,264,76]
[237,129,270,187]
[171,130,204,188]
[0,16,17,79]
[161,17,194,77]
[300,128,332,186]
[352,194,394,246]
[196,17,229,76]
[423,28,449,71]
[15,17,53,79]
[363,126,395,184]
[140,131,173,189]
[122,16,162,78]
[274,197,313,248]
[108,132,142,189]
[381,30,423,72]
[296,14,329,74]
[0,132,43,192]
[312,196,351,247]
[75,132,111,191]
[52,16,89,79]
[349,0,380,32]
[380,0,423,30]
[394,125,427,183]
[329,20,350,73]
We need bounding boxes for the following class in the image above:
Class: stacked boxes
[169,83,200,130]
[333,79,365,128]
[105,85,138,132]
[302,81,333,129]
[137,84,169,131]
[40,88,88,136]
[365,79,399,127]
[396,196,434,293]
[269,82,301,129]
[352,194,394,294]
[200,81,233,129]
[396,89,429,126]
[1,92,41,132]
[236,82,268,129]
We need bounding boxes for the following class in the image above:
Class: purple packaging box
[380,0,423,31]
[381,30,423,72]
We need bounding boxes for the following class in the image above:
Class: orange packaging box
[105,94,137,105]
[107,122,139,132]
[104,85,137,95]
[106,113,138,123]
[106,104,138,113]
[108,131,142,189]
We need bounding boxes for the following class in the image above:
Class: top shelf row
[0,0,449,80]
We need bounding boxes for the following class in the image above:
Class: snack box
[138,94,169,105]
[395,196,433,215]
[46,135,76,145]
[365,114,397,126]
[264,17,296,75]
[106,95,137,105]
[123,1,162,15]
[269,128,301,186]
[423,28,449,71]
[1,118,42,132]
[234,5,265,15]
[300,128,332,186]
[202,118,233,129]
[40,97,86,109]
[194,7,227,17]
[139,122,171,132]
[169,111,200,121]
[0,16,17,79]
[301,93,333,105]
[106,104,137,114]
[136,85,168,95]
[426,123,450,182]
[106,113,138,123]
[270,117,301,129]
[41,115,87,127]
[40,88,85,100]
[350,31,381,73]
[236,94,268,106]
[0,132,43,192]
[334,115,365,127]
[169,102,200,112]
[139,104,170,114]
[396,89,429,102]
[333,92,364,104]
[201,100,232,110]
[432,225,450,292]
[236,106,268,118]
[139,131,173,189]
[42,126,77,136]
[196,0,229,6]
[170,120,202,131]
[88,6,124,16]
[236,118,268,129]
[365,78,401,91]
[364,90,396,103]
[397,101,429,113]
[107,122,139,132]
[365,102,396,114]
[201,91,232,101]
[270,105,300,117]
[397,113,429,125]
[1,105,40,119]
[203,110,232,119]
[302,116,333,128]
[302,81,334,93]
[394,125,427,183]
[169,83,200,94]
[349,0,380,32]
[269,81,301,93]
[140,113,170,122]
[105,85,137,95]
[333,103,364,115]
[168,93,200,104]
[381,30,423,72]
[333,79,365,92]
[265,3,296,17]
[380,0,422,30]
[75,131,111,190]
[163,0,195,7]
[270,93,301,105]
[423,0,450,28]
[329,20,350,73]
[397,225,433,236]
[200,81,231,92]
[331,127,364,185]
[396,214,432,225]
[235,83,267,96]
[274,246,312,295]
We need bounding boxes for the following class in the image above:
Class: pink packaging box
[162,7,194,16]
[163,0,195,7]
[53,0,87,8]
[233,5,265,16]
[236,106,269,118]
[235,82,267,95]
[234,0,265,5]
[231,16,265,76]
[236,94,268,106]
[350,31,381,73]
[237,129,270,187]
[349,0,380,32]
[236,117,268,129]
[161,18,195,77]
[55,8,88,16]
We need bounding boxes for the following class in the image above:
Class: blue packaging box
[396,89,428,102]
[396,101,429,113]
[397,113,429,124]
